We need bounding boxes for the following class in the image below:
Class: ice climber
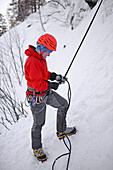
[24,33,76,162]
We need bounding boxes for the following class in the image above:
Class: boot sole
[34,153,47,163]
[58,129,77,139]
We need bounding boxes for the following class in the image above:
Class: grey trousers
[30,90,68,150]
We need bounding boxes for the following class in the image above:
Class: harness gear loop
[39,95,43,103]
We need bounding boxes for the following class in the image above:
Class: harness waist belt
[27,87,47,95]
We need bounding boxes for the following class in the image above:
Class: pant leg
[30,102,46,150]
[47,90,68,132]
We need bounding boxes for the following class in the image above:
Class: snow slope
[0,0,113,170]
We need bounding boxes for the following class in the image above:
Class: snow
[0,0,113,170]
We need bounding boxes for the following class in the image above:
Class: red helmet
[38,33,57,51]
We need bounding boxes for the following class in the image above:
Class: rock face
[85,0,98,9]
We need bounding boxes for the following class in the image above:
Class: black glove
[50,72,57,81]
[48,81,59,90]
[50,72,65,83]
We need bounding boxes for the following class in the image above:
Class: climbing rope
[52,135,71,170]
[66,79,72,110]
[64,0,104,78]
[63,135,72,170]
[52,0,104,169]
[52,79,72,170]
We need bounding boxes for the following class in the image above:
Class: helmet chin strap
[39,44,48,55]
[36,46,48,56]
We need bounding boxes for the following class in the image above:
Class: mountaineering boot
[57,127,77,139]
[33,148,47,162]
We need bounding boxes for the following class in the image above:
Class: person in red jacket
[24,33,76,162]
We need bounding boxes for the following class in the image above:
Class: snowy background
[0,0,113,170]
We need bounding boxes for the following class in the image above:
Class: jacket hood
[25,45,43,60]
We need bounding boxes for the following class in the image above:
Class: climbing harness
[25,87,50,107]
[52,0,104,169]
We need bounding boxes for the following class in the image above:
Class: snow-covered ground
[0,0,113,170]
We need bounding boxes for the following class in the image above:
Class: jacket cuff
[50,72,57,81]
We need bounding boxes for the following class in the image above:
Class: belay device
[52,0,104,169]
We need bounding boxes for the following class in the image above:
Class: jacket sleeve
[48,71,51,79]
[29,61,49,92]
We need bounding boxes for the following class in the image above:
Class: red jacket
[24,45,51,95]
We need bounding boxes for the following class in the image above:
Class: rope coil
[52,135,71,170]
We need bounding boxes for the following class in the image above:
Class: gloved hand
[49,81,59,90]
[50,72,57,81]
[50,72,66,84]
[56,75,66,84]
[56,74,63,81]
